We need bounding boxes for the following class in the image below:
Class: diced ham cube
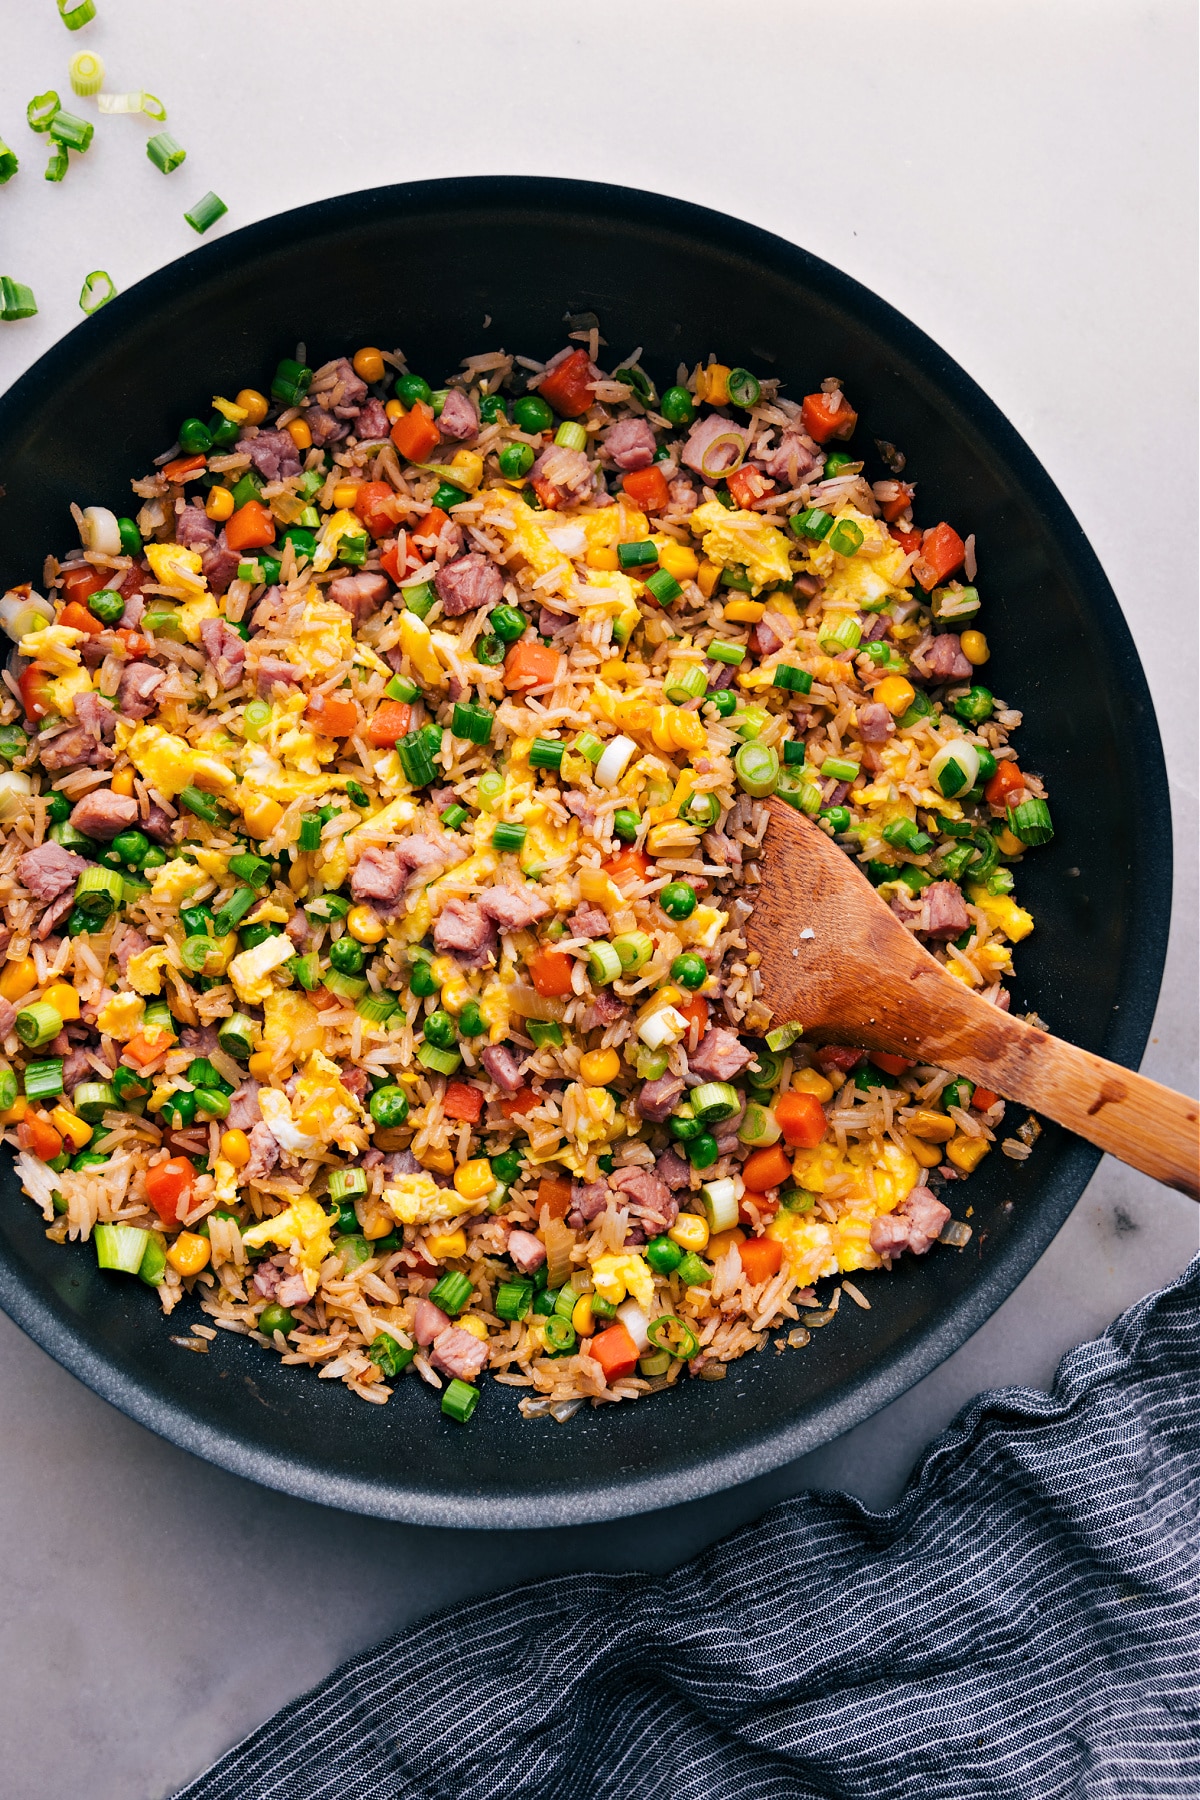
[507,1230,546,1275]
[430,1324,489,1382]
[687,1028,753,1081]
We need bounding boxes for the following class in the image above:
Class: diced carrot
[537,1176,572,1219]
[528,948,574,998]
[59,601,104,636]
[800,390,858,444]
[379,541,404,583]
[122,1028,174,1068]
[530,475,564,511]
[500,1086,540,1118]
[442,1081,484,1124]
[971,1086,999,1111]
[984,761,1025,807]
[738,1236,784,1284]
[773,1091,827,1149]
[503,640,559,692]
[816,1045,864,1073]
[162,453,208,484]
[742,1143,794,1192]
[536,349,595,419]
[589,1321,639,1382]
[676,994,709,1037]
[879,481,915,523]
[17,1112,63,1162]
[306,692,358,737]
[224,500,276,552]
[621,465,671,511]
[413,507,450,542]
[912,522,966,592]
[113,628,152,657]
[354,480,401,540]
[390,402,440,464]
[59,565,107,608]
[19,667,53,722]
[726,465,776,509]
[144,1156,195,1224]
[871,1052,913,1077]
[366,701,411,748]
[602,849,650,888]
[889,526,922,555]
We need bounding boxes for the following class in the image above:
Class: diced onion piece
[0,772,32,821]
[542,1217,573,1289]
[738,1103,781,1146]
[700,1178,739,1233]
[929,739,980,799]
[698,432,747,479]
[79,505,121,555]
[594,734,635,789]
[0,591,53,641]
[637,1005,686,1051]
[615,1298,650,1352]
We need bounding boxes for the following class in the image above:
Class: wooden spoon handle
[914,990,1199,1200]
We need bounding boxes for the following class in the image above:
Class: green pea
[479,394,506,423]
[498,443,535,480]
[459,1001,485,1037]
[423,1010,456,1050]
[394,373,432,407]
[659,881,697,921]
[111,829,150,868]
[661,386,695,426]
[258,1303,296,1337]
[44,790,70,823]
[162,1090,197,1129]
[671,953,708,990]
[511,395,553,434]
[87,587,126,627]
[178,416,213,454]
[409,960,437,998]
[612,807,640,844]
[688,1132,720,1168]
[952,686,994,725]
[369,1085,410,1129]
[710,689,738,719]
[328,935,366,975]
[141,847,169,871]
[238,923,277,952]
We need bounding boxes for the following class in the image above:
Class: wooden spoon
[745,800,1199,1199]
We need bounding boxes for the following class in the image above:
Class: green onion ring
[647,1315,700,1361]
[79,270,117,315]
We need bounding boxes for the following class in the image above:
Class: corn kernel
[42,982,80,1022]
[946,1134,990,1174]
[792,1067,834,1103]
[708,1227,745,1260]
[875,674,916,718]
[346,903,385,945]
[453,1159,495,1202]
[694,559,721,599]
[427,1226,468,1259]
[167,1231,211,1276]
[286,417,312,451]
[906,1108,956,1143]
[579,868,623,910]
[448,450,484,490]
[247,1050,276,1081]
[49,1105,92,1150]
[586,546,620,571]
[429,955,457,988]
[960,630,990,666]
[579,1048,620,1087]
[332,481,361,510]
[205,485,235,523]
[235,388,269,426]
[385,398,405,424]
[440,977,473,1016]
[353,346,385,384]
[906,1135,942,1169]
[669,1211,710,1252]
[362,1199,394,1239]
[723,597,766,623]
[421,1145,455,1176]
[241,794,284,838]
[571,1293,594,1337]
[0,1097,28,1125]
[697,363,730,406]
[456,1313,489,1341]
[110,766,136,797]
[657,541,699,581]
[220,1128,250,1168]
[0,957,37,1003]
[996,827,1024,856]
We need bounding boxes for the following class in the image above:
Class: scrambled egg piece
[257,1050,365,1157]
[19,624,83,673]
[313,508,364,574]
[237,744,339,805]
[591,1252,655,1310]
[477,978,510,1046]
[241,1195,334,1287]
[227,932,296,1006]
[177,592,219,645]
[149,858,203,905]
[968,886,1034,943]
[262,989,325,1058]
[287,588,355,679]
[769,1140,920,1278]
[212,1158,241,1209]
[126,723,235,798]
[126,946,169,996]
[679,905,728,949]
[576,501,648,551]
[145,542,207,598]
[95,993,145,1040]
[805,508,913,610]
[688,502,793,594]
[47,668,94,718]
[562,1081,616,1149]
[382,1170,484,1227]
[397,609,446,688]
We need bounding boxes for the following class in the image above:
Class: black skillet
[0,178,1171,1526]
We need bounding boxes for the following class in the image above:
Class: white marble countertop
[0,3,1195,1794]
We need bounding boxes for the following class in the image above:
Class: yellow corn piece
[246,1050,276,1081]
[586,546,620,571]
[448,450,484,490]
[440,977,473,1016]
[332,481,361,510]
[657,541,699,581]
[0,1097,28,1125]
[906,1135,942,1169]
[906,1108,956,1143]
[579,1048,620,1087]
[946,1134,990,1174]
[697,560,721,598]
[874,675,916,718]
[386,398,404,423]
[241,794,284,838]
[696,364,730,406]
[792,1067,834,1103]
[110,767,136,798]
[42,982,80,1022]
[49,1106,92,1151]
[456,1313,489,1341]
[421,1145,455,1176]
[427,1227,468,1259]
[398,610,445,688]
[452,1159,494,1202]
[362,1199,395,1240]
[578,868,623,911]
[352,347,385,384]
[571,1293,594,1337]
[206,486,235,523]
[723,598,765,623]
[0,957,37,1003]
[220,1128,250,1168]
[669,1211,710,1252]
[235,388,268,425]
[167,1231,211,1276]
[960,630,990,666]
[286,417,312,451]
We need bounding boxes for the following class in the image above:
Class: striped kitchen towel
[177,1254,1200,1799]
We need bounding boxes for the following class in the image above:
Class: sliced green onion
[738,1102,781,1146]
[674,1250,712,1287]
[541,1313,577,1354]
[819,615,863,655]
[617,540,658,569]
[138,1234,167,1286]
[58,0,96,26]
[322,970,367,1003]
[790,507,834,541]
[643,568,682,607]
[328,1168,368,1204]
[1008,798,1054,846]
[211,886,257,937]
[97,91,167,119]
[429,1270,472,1315]
[440,803,468,831]
[495,1279,533,1322]
[883,816,933,855]
[929,740,980,799]
[74,865,124,924]
[193,1088,230,1121]
[357,991,398,1025]
[288,952,320,991]
[491,821,527,853]
[680,790,720,830]
[780,1188,817,1214]
[452,701,494,745]
[725,368,761,410]
[819,756,860,783]
[587,941,623,985]
[664,661,708,705]
[735,705,769,740]
[699,1176,740,1232]
[691,1083,741,1126]
[707,640,745,666]
[79,270,116,316]
[772,664,813,693]
[441,1378,479,1423]
[16,1001,63,1049]
[180,786,231,826]
[931,584,981,622]
[68,51,104,96]
[647,1314,700,1360]
[147,132,186,173]
[765,1021,802,1053]
[227,852,271,890]
[0,141,17,185]
[0,278,37,321]
[184,191,228,235]
[476,771,505,812]
[217,1013,257,1061]
[416,1042,461,1076]
[616,363,658,405]
[734,741,779,797]
[612,931,653,974]
[527,1020,564,1048]
[49,110,93,152]
[898,691,936,729]
[554,420,588,451]
[94,1224,149,1275]
[397,729,437,787]
[23,1059,64,1102]
[27,92,60,133]
[573,730,604,764]
[828,519,865,556]
[529,736,564,771]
